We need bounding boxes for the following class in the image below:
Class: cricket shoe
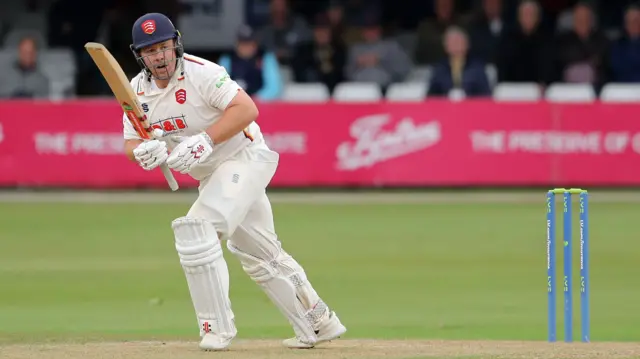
[199,333,234,351]
[282,311,347,349]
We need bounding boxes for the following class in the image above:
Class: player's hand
[166,133,214,174]
[133,140,169,171]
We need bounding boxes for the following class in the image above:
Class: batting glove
[133,140,169,171]
[166,133,214,174]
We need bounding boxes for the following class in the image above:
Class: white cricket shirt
[122,53,264,181]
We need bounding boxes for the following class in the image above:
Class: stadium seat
[0,49,15,67]
[386,82,427,102]
[485,64,498,88]
[448,88,466,101]
[40,49,77,99]
[406,66,432,83]
[600,83,640,102]
[49,76,75,100]
[493,83,541,102]
[40,49,76,76]
[279,66,293,83]
[394,32,417,59]
[333,82,382,102]
[281,83,330,102]
[545,83,596,102]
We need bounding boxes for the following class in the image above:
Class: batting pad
[226,243,320,344]
[172,217,236,339]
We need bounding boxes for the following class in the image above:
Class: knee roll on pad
[175,237,222,267]
[172,217,236,338]
[173,217,223,266]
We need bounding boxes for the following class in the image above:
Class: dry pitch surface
[3,340,640,359]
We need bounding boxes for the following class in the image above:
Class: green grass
[0,200,638,343]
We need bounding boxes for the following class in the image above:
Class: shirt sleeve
[123,113,143,140]
[204,64,242,110]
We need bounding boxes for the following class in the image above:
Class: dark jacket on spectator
[291,39,347,93]
[428,56,491,97]
[467,14,503,64]
[609,35,640,82]
[552,30,610,89]
[497,26,552,84]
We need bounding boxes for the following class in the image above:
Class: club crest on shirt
[175,89,187,104]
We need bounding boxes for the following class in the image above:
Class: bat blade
[84,42,179,191]
[84,42,150,139]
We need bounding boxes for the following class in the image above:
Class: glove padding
[166,133,214,174]
[133,140,169,171]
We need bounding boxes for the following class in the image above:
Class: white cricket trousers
[186,139,281,253]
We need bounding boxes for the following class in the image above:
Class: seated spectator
[609,3,640,82]
[341,0,382,45]
[326,0,347,43]
[256,0,312,65]
[291,14,346,93]
[218,25,283,102]
[325,0,360,47]
[344,13,412,91]
[467,0,505,64]
[428,26,491,97]
[552,2,609,91]
[496,0,553,86]
[415,0,467,65]
[0,36,50,99]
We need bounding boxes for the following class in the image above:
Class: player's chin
[152,66,173,80]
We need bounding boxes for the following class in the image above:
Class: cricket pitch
[3,340,640,359]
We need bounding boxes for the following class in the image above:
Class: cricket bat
[84,42,179,191]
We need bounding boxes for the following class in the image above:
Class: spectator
[609,3,640,82]
[428,26,491,97]
[0,36,50,99]
[552,2,610,91]
[344,13,412,91]
[218,25,283,102]
[467,0,505,64]
[256,0,312,65]
[341,0,382,43]
[291,14,346,93]
[415,0,466,65]
[496,0,552,86]
[325,0,357,46]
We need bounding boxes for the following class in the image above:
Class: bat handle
[150,128,179,191]
[160,163,179,191]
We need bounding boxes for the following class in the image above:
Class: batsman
[121,13,346,350]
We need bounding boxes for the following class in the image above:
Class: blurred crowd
[1,0,640,100]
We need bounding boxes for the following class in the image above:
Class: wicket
[546,188,590,343]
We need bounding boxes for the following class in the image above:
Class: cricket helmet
[130,13,184,78]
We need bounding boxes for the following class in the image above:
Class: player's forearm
[124,139,144,161]
[205,92,259,144]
